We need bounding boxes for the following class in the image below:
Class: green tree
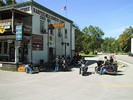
[5,0,16,5]
[75,29,84,52]
[74,24,84,52]
[101,37,119,53]
[118,26,133,52]
[0,0,5,6]
[82,25,104,53]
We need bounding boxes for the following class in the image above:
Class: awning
[0,8,33,19]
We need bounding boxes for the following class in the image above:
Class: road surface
[0,55,133,100]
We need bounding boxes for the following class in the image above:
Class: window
[0,42,2,54]
[65,29,67,38]
[58,28,62,37]
[50,29,53,35]
[40,20,46,34]
[4,42,7,54]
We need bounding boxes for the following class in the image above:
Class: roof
[0,0,73,23]
[0,8,33,18]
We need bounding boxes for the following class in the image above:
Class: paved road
[0,55,133,100]
[116,55,133,64]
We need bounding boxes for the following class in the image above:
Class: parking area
[0,55,133,100]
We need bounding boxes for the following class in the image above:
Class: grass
[117,61,123,67]
[79,53,97,57]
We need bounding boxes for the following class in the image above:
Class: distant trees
[0,0,5,6]
[75,25,84,52]
[101,37,120,53]
[117,26,133,53]
[0,0,16,6]
[75,25,133,54]
[5,0,17,5]
[75,25,104,54]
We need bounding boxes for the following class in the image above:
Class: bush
[84,50,90,54]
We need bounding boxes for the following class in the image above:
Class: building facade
[0,0,75,64]
[131,38,133,54]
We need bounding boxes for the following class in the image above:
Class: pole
[11,10,19,64]
[65,0,67,18]
[65,43,66,57]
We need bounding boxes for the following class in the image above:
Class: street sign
[16,25,23,40]
[0,27,5,34]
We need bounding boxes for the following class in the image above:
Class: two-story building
[0,0,75,66]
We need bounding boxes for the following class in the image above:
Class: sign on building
[16,25,23,40]
[49,23,65,29]
[32,34,43,50]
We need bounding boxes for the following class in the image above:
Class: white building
[0,0,75,64]
[131,38,133,54]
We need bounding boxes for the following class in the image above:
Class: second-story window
[50,29,54,35]
[40,20,45,34]
[58,28,62,37]
[65,29,67,38]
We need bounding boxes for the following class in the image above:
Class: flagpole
[65,0,67,18]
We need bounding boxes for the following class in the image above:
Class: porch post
[11,10,19,64]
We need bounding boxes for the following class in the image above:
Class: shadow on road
[81,72,95,76]
[103,72,124,76]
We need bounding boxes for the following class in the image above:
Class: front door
[49,48,53,60]
[0,41,9,61]
[9,41,15,61]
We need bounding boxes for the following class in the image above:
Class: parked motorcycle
[25,64,39,74]
[79,60,89,76]
[95,60,118,75]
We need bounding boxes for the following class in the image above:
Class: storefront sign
[0,19,11,26]
[0,19,12,33]
[4,25,10,29]
[23,24,32,33]
[49,23,65,29]
[32,34,43,50]
[0,26,5,34]
[16,25,23,40]
[33,7,64,23]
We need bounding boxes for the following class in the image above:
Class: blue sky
[17,0,133,38]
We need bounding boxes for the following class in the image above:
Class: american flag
[61,6,67,11]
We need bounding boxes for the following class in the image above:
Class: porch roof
[0,8,32,19]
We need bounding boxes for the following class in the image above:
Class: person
[110,52,117,64]
[60,56,68,71]
[55,57,60,72]
[25,64,33,74]
[99,56,109,75]
[79,60,88,75]
[110,52,118,71]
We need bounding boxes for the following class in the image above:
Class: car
[128,53,133,57]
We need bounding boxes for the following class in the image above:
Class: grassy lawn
[79,53,97,57]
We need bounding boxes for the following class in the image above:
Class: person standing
[99,56,109,75]
[55,57,60,72]
[25,64,33,74]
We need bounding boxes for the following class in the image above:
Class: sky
[17,0,133,39]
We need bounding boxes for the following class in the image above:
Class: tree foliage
[118,26,133,52]
[0,0,17,6]
[75,25,133,54]
[75,25,104,54]
[82,25,104,53]
[0,0,5,6]
[5,0,17,5]
[101,37,120,53]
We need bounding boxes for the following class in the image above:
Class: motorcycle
[95,60,118,75]
[25,64,39,74]
[79,60,89,76]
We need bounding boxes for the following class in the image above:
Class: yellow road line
[103,84,133,88]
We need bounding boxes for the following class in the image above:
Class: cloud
[110,3,133,15]
[105,26,133,38]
